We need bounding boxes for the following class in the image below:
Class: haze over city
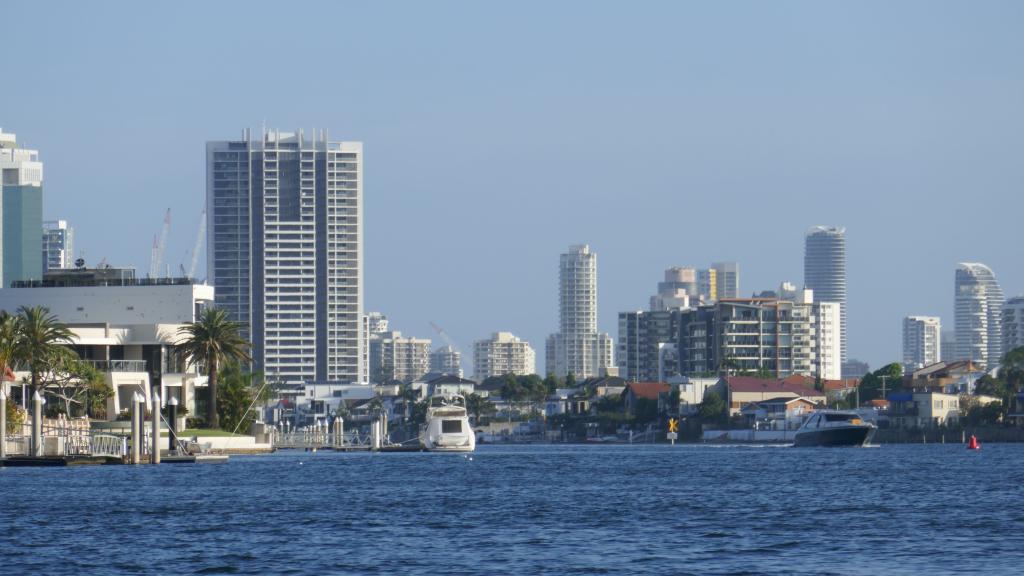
[5,0,1023,371]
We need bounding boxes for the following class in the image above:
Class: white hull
[422,394,476,452]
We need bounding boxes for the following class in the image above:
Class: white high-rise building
[368,331,431,383]
[207,129,363,384]
[815,301,842,380]
[546,244,614,378]
[903,316,942,371]
[955,262,1005,369]
[42,219,74,271]
[430,345,463,377]
[473,332,536,379]
[1002,296,1024,357]
[804,226,847,363]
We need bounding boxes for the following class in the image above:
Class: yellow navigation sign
[668,418,678,433]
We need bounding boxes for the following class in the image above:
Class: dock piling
[151,393,161,465]
[130,392,141,464]
[168,397,179,453]
[0,387,7,459]
[32,390,43,457]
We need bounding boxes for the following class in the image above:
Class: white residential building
[368,331,431,384]
[815,301,842,380]
[955,262,1005,369]
[903,316,942,371]
[429,345,463,377]
[42,219,74,271]
[1003,296,1024,355]
[546,245,614,378]
[0,268,214,419]
[207,129,363,385]
[804,226,847,363]
[473,332,536,379]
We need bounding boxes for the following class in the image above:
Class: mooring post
[32,390,43,457]
[151,393,161,465]
[167,396,179,453]
[130,392,140,464]
[0,387,7,460]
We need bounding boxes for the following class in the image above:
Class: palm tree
[15,306,74,394]
[177,307,251,429]
[0,311,19,392]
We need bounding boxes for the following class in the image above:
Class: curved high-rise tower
[955,262,1004,368]
[804,226,847,363]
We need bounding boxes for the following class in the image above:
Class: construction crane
[187,208,206,279]
[429,322,460,352]
[148,208,171,278]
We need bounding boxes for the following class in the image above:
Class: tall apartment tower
[207,128,363,384]
[1004,297,1024,356]
[804,226,847,363]
[42,219,74,271]
[902,316,941,371]
[955,263,1004,368]
[710,262,739,299]
[815,300,842,380]
[546,244,614,378]
[0,129,44,287]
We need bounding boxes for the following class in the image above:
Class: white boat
[421,394,476,452]
[793,410,876,447]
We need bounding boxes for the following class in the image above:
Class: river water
[2,444,1022,575]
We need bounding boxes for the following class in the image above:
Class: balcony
[85,360,148,373]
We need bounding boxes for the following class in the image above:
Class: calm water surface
[2,444,1023,575]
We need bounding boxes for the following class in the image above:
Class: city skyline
[3,1,1023,373]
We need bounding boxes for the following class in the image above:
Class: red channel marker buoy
[967,435,980,450]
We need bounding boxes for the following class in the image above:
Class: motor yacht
[421,394,476,452]
[793,410,876,447]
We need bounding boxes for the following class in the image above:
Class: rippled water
[2,444,1023,575]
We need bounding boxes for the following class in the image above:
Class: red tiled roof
[625,382,671,400]
[781,374,816,388]
[725,376,825,398]
[823,378,859,392]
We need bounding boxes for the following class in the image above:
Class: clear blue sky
[4,1,1023,372]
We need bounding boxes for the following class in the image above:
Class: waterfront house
[905,361,985,394]
[715,376,826,416]
[823,378,860,405]
[622,382,671,417]
[668,376,719,416]
[888,391,961,428]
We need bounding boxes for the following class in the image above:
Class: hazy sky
[4,1,1023,372]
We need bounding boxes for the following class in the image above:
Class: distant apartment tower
[546,244,614,378]
[474,332,536,379]
[1003,296,1024,356]
[954,263,1005,369]
[804,226,847,363]
[42,219,74,271]
[617,309,684,382]
[430,345,463,377]
[368,331,431,383]
[650,267,694,311]
[903,316,942,371]
[711,262,739,299]
[207,129,363,384]
[0,129,44,287]
[697,268,717,302]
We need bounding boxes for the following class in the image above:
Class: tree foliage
[177,307,252,429]
[858,363,903,402]
[14,305,74,394]
[465,393,496,425]
[216,361,266,435]
[698,390,726,423]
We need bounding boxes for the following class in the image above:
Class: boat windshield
[429,395,466,409]
[824,413,860,422]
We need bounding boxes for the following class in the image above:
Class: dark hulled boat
[793,411,876,447]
